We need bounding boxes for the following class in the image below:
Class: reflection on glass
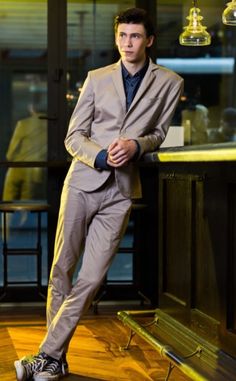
[154,1,236,146]
[0,1,48,287]
[3,97,47,202]
[181,104,209,145]
[107,253,133,282]
[208,107,236,143]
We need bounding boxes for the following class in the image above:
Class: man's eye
[132,34,141,39]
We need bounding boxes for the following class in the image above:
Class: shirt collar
[121,59,149,80]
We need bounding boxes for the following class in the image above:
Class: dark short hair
[114,7,156,38]
[222,107,236,126]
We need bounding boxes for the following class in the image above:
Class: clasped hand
[107,137,137,168]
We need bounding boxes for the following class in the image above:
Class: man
[3,102,47,201]
[219,107,236,141]
[14,7,183,381]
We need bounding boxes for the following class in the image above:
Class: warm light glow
[157,147,236,162]
[179,5,211,47]
[222,1,236,26]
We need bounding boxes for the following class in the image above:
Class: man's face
[115,23,154,65]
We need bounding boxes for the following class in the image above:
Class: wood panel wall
[140,162,236,378]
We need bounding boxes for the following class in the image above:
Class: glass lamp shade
[179,6,211,46]
[222,1,236,26]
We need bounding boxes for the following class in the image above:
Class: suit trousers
[40,174,132,359]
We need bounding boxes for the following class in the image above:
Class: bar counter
[145,141,236,162]
[119,142,236,380]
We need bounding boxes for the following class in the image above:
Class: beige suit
[40,59,183,359]
[3,113,47,201]
[64,58,183,198]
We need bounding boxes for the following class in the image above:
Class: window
[0,0,48,288]
[156,1,236,146]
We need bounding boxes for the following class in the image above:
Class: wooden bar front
[119,143,236,380]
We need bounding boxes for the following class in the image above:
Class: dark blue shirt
[121,59,149,111]
[95,60,149,170]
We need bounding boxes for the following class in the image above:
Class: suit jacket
[64,58,184,199]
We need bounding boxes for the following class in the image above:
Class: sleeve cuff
[132,140,141,161]
[94,149,110,170]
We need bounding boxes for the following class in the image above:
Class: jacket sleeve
[6,122,23,161]
[64,72,103,168]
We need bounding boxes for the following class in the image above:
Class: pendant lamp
[222,1,236,26]
[179,1,211,46]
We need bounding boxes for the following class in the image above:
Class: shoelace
[22,354,47,378]
[42,359,62,375]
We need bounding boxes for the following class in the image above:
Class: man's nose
[124,36,132,46]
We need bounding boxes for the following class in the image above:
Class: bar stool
[0,201,50,300]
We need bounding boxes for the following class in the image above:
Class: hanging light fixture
[222,0,236,26]
[179,0,211,46]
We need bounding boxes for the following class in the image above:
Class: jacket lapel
[111,60,126,113]
[111,59,160,117]
[127,59,159,113]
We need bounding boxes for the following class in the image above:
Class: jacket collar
[111,58,159,114]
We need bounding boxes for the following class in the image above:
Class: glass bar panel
[0,0,48,287]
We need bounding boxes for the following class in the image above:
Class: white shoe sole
[34,372,60,381]
[33,369,68,381]
[14,360,26,381]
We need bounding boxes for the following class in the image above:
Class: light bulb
[222,1,236,26]
[179,5,211,46]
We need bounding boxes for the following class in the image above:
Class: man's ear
[146,35,155,48]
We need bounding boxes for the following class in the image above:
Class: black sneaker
[33,356,69,381]
[14,352,48,381]
[61,354,69,375]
